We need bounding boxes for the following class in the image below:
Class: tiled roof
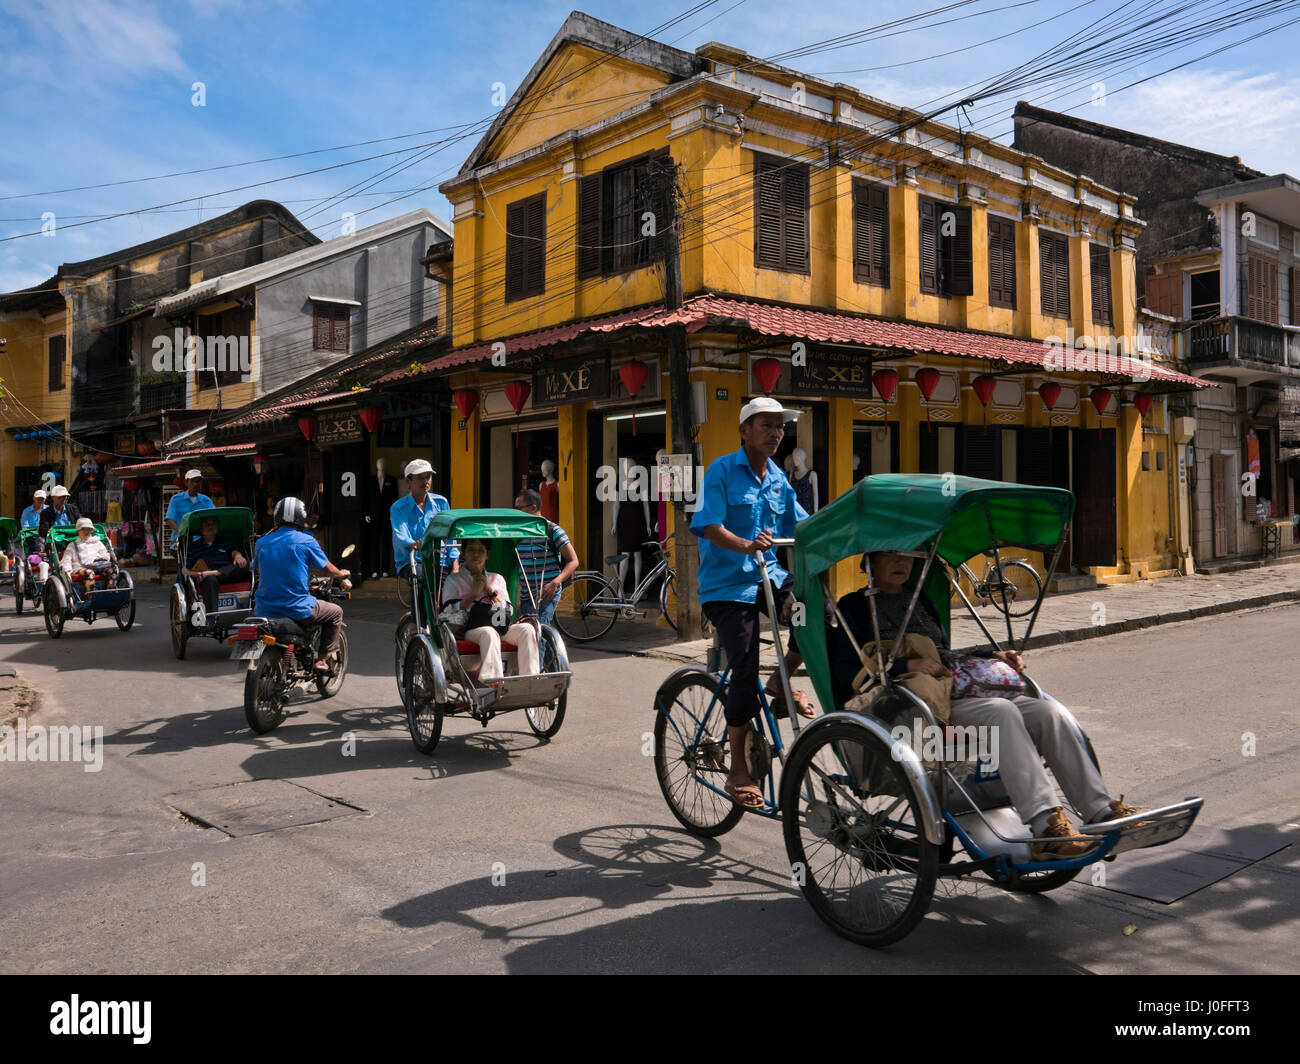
[114,442,256,477]
[391,294,1207,387]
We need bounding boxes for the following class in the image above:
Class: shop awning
[114,442,258,477]
[220,389,371,429]
[390,293,1210,387]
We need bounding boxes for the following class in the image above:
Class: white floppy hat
[184,469,203,480]
[404,458,434,478]
[50,484,69,497]
[32,489,46,499]
[75,517,94,531]
[739,396,800,425]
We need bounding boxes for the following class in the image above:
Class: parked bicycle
[553,534,710,642]
[944,550,1043,618]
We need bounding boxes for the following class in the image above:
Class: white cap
[50,484,69,497]
[185,469,203,480]
[739,396,800,425]
[32,489,46,499]
[404,458,434,478]
[75,517,94,531]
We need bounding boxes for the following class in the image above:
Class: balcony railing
[1186,316,1300,369]
[139,379,186,413]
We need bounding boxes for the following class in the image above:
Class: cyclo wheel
[13,565,23,615]
[43,583,64,639]
[314,629,348,698]
[404,638,444,754]
[553,573,617,642]
[525,625,567,739]
[653,670,744,837]
[394,612,417,708]
[988,559,1042,618]
[244,652,287,734]
[114,574,135,631]
[780,719,939,947]
[659,572,712,636]
[170,587,188,658]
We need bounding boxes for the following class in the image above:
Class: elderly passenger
[60,518,114,584]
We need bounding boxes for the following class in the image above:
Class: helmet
[274,496,308,529]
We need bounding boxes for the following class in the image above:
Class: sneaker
[1089,795,1150,825]
[1029,808,1095,860]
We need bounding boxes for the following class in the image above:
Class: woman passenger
[439,538,540,681]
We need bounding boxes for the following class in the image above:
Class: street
[0,584,1295,974]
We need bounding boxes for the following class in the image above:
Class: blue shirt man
[166,472,214,532]
[20,492,47,528]
[389,459,457,576]
[251,525,329,620]
[689,397,815,810]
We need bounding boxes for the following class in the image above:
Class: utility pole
[651,155,704,639]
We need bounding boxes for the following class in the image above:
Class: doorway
[1071,428,1117,568]
[598,406,667,599]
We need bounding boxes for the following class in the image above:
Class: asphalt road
[0,583,1295,973]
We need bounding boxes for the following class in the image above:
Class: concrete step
[1047,572,1099,594]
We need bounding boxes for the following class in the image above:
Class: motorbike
[229,545,354,735]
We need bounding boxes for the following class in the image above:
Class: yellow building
[397,12,1205,598]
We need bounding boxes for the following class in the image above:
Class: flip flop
[725,782,765,809]
[766,690,817,720]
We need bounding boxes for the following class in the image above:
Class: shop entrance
[487,421,558,508]
[588,405,666,598]
[1071,428,1117,568]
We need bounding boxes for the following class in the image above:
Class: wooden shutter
[852,180,889,286]
[988,217,1016,309]
[1145,271,1184,318]
[505,198,525,302]
[754,155,783,269]
[331,307,349,352]
[960,425,1002,479]
[944,204,973,296]
[754,153,808,272]
[1040,230,1070,319]
[919,198,939,294]
[1292,265,1299,325]
[525,193,545,296]
[313,304,331,349]
[1090,243,1113,326]
[1246,255,1279,323]
[782,160,809,272]
[578,173,602,279]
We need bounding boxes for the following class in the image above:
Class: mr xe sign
[315,409,365,445]
[533,353,611,407]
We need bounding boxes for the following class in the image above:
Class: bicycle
[553,533,710,642]
[945,551,1043,618]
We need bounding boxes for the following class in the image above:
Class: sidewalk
[575,563,1300,669]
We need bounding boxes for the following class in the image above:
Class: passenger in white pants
[833,551,1145,859]
[440,539,540,682]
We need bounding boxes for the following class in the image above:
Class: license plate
[217,595,238,610]
[231,642,265,660]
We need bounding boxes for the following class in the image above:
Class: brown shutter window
[311,303,349,354]
[1040,230,1070,319]
[919,198,940,294]
[945,203,973,296]
[1291,265,1299,325]
[578,173,602,279]
[753,153,809,273]
[48,334,66,392]
[505,192,546,302]
[852,180,890,287]
[1090,242,1113,326]
[988,217,1016,309]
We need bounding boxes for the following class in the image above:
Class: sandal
[725,782,765,809]
[766,689,817,720]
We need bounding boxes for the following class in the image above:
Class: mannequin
[611,457,651,598]
[790,446,818,513]
[369,457,400,578]
[654,448,670,544]
[539,459,559,523]
[853,453,864,482]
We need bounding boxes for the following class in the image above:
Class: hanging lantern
[453,388,480,451]
[298,416,316,442]
[872,367,899,425]
[136,441,152,457]
[915,367,941,433]
[972,373,997,433]
[1132,392,1153,439]
[752,358,782,395]
[504,380,531,445]
[252,451,269,479]
[95,451,113,466]
[359,406,382,434]
[1038,381,1062,440]
[1090,387,1112,439]
[618,359,650,434]
[122,478,141,494]
[173,477,186,489]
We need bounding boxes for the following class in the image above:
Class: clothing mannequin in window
[369,457,399,578]
[789,446,818,513]
[853,453,863,481]
[539,459,559,523]
[611,457,651,598]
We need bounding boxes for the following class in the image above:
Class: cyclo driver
[251,497,351,672]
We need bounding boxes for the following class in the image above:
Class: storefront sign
[114,431,135,455]
[533,353,610,407]
[791,351,875,398]
[315,409,365,446]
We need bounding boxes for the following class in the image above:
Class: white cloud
[2,0,188,81]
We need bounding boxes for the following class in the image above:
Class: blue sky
[2,0,1298,292]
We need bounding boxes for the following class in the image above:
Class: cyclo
[41,523,136,637]
[396,509,571,755]
[11,525,47,614]
[652,474,1204,947]
[170,506,258,658]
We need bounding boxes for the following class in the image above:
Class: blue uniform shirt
[690,447,808,605]
[167,492,214,528]
[250,526,329,619]
[389,492,457,571]
[20,505,45,529]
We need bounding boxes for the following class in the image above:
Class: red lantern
[752,358,782,395]
[915,367,941,432]
[359,406,382,434]
[122,478,141,494]
[252,451,269,482]
[173,477,186,489]
[1133,393,1153,417]
[453,388,480,451]
[298,416,316,442]
[618,359,650,434]
[972,373,997,433]
[504,380,531,445]
[1038,381,1062,440]
[872,367,899,425]
[1090,387,1112,439]
[136,441,151,457]
[95,451,112,466]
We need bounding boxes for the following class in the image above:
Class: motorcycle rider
[251,497,351,673]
